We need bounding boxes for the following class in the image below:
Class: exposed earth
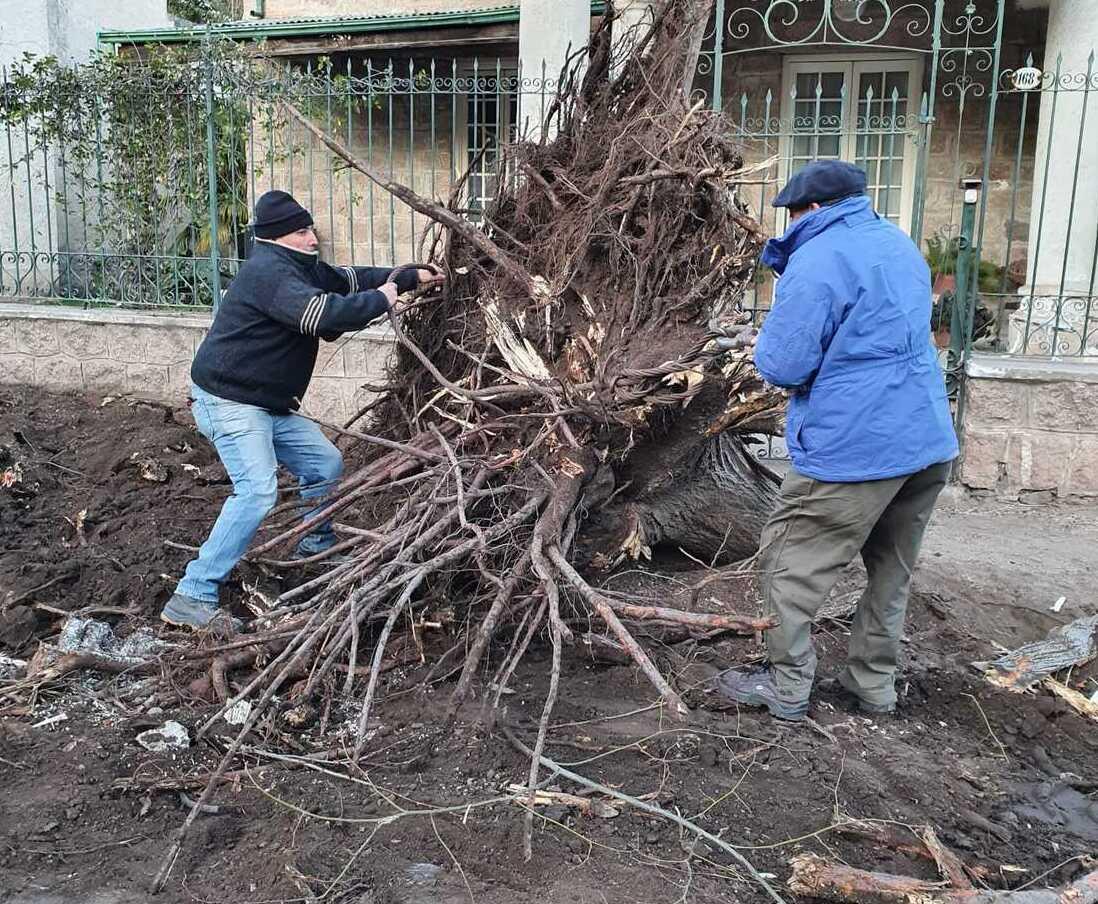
[1,385,1096,904]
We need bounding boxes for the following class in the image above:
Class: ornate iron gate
[697,0,1006,301]
[694,0,1024,452]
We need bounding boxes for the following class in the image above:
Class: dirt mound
[0,384,230,653]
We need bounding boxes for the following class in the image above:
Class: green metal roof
[99,2,607,46]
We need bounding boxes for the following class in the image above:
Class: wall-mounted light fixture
[831,0,862,23]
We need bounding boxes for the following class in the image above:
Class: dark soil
[1,386,1097,904]
[0,385,226,645]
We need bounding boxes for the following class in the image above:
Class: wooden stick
[448,551,532,717]
[1043,677,1098,723]
[520,162,564,210]
[920,826,973,890]
[23,652,159,685]
[293,410,443,463]
[547,546,688,719]
[835,821,943,865]
[604,600,776,634]
[788,854,1098,904]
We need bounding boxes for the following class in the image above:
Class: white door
[780,55,923,231]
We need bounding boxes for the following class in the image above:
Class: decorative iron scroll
[999,53,1098,94]
[721,0,933,53]
[1010,296,1098,357]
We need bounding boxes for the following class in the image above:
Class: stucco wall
[0,302,395,423]
[0,0,171,295]
[262,0,510,18]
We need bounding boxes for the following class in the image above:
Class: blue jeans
[176,385,344,603]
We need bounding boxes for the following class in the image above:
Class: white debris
[1050,596,1067,613]
[58,617,168,662]
[32,712,68,729]
[0,653,27,678]
[136,720,190,752]
[223,700,251,726]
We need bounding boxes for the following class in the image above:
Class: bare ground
[1,385,1096,904]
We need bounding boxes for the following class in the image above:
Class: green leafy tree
[168,0,242,23]
[0,42,294,305]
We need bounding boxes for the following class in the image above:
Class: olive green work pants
[759,461,951,707]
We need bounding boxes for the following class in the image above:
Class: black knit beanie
[253,190,313,239]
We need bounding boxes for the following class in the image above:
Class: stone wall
[959,354,1098,498]
[0,302,394,423]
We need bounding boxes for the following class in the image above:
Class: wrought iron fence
[0,44,557,309]
[693,0,1098,364]
[974,53,1098,358]
[3,0,1095,371]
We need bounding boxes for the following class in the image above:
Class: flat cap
[771,160,867,209]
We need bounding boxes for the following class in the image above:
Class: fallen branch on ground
[788,854,1098,904]
[503,723,788,904]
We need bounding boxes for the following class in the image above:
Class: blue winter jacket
[754,195,958,482]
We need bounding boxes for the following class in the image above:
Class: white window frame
[452,62,519,220]
[778,53,924,233]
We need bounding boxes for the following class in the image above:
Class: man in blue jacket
[717,161,958,721]
[161,190,443,631]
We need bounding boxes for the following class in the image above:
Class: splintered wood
[789,855,1098,904]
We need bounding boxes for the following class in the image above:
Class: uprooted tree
[153,0,789,888]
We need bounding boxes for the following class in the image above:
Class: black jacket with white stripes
[191,238,417,412]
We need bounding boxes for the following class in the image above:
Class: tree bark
[623,431,780,563]
[788,855,1098,904]
[675,0,714,100]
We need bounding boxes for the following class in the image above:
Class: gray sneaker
[715,666,809,722]
[160,593,242,632]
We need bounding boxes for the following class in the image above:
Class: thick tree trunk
[616,432,780,564]
[675,0,714,99]
[637,433,780,561]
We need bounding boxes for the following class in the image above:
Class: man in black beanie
[162,190,444,630]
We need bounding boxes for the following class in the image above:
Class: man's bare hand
[378,281,400,308]
[415,264,445,291]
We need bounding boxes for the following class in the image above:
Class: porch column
[518,0,590,138]
[1016,0,1098,354]
[612,0,658,73]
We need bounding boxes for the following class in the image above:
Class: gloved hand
[712,327,758,351]
[388,262,445,291]
[708,316,758,351]
[386,262,446,316]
